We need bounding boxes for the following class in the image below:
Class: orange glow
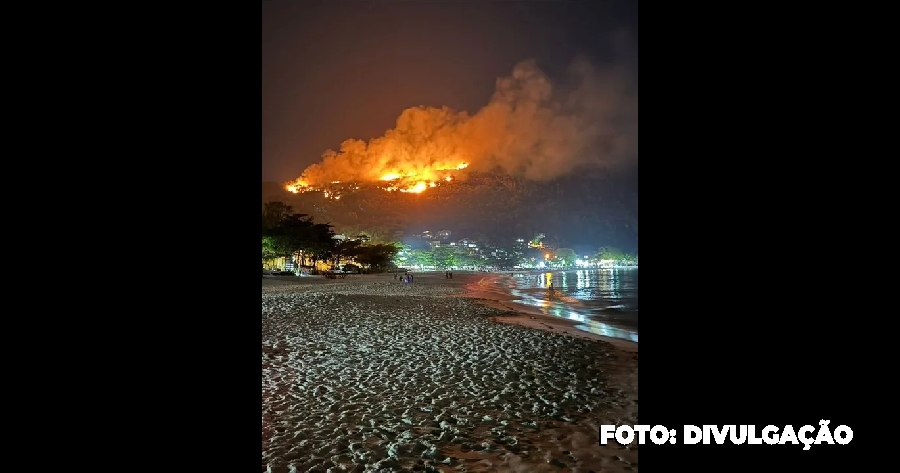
[281,58,638,197]
[284,180,311,194]
[371,164,467,194]
[288,157,469,195]
[400,182,428,193]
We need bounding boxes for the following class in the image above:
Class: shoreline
[263,271,638,352]
[459,272,639,353]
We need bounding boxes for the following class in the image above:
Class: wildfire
[381,165,465,194]
[286,180,309,194]
[401,182,428,193]
[286,161,469,196]
[280,58,638,198]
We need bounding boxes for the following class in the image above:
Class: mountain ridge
[263,170,637,252]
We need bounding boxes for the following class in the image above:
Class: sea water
[490,268,639,343]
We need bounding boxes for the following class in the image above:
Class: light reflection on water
[498,269,638,343]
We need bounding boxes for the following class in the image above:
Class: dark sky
[262,0,638,183]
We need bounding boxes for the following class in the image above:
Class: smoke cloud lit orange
[286,58,637,195]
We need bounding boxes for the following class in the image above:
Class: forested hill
[262,169,637,252]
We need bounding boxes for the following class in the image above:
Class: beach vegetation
[556,248,578,267]
[262,201,336,269]
[350,243,400,271]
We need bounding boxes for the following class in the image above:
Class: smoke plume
[289,57,637,188]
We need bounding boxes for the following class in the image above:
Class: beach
[262,271,638,472]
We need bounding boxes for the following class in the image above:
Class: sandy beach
[262,271,638,472]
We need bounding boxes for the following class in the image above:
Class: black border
[640,2,864,470]
[99,3,261,470]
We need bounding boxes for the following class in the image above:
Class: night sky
[262,0,638,183]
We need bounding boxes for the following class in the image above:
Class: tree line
[397,246,508,270]
[262,201,399,272]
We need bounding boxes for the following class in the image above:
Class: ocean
[481,268,639,343]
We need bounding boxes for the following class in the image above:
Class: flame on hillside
[284,53,637,198]
[288,163,468,197]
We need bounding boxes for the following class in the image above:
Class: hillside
[262,169,637,251]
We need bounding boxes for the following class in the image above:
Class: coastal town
[397,230,636,272]
[264,217,638,276]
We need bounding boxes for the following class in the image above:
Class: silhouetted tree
[556,248,577,268]
[262,201,336,269]
[262,201,296,231]
[353,244,399,271]
[332,239,363,268]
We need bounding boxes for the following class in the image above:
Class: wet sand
[262,271,638,472]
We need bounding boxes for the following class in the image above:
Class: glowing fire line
[285,162,468,196]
